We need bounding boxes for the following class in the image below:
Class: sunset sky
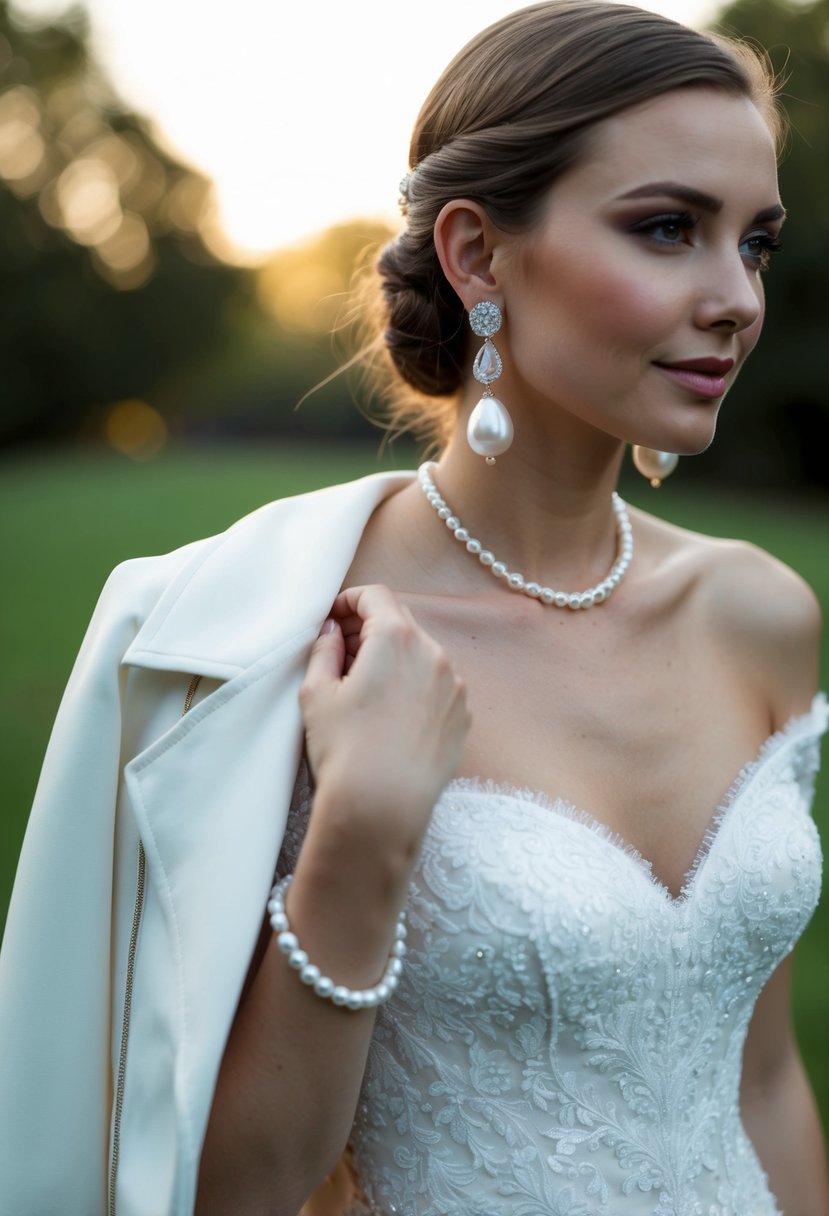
[11,0,720,260]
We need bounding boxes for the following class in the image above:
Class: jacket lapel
[123,469,413,678]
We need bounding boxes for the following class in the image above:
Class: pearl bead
[492,561,508,578]
[437,506,450,520]
[269,911,289,932]
[314,976,335,998]
[445,515,460,530]
[331,987,349,1006]
[540,588,555,604]
[277,931,298,954]
[389,957,404,977]
[289,948,308,970]
[346,991,367,1010]
[479,551,494,566]
[507,573,525,590]
[454,527,469,542]
[392,939,407,957]
[466,539,481,555]
[554,592,569,608]
[525,582,541,597]
[300,963,321,985]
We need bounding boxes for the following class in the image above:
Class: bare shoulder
[635,509,822,724]
[700,524,816,611]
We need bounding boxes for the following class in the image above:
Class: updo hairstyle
[368,0,781,448]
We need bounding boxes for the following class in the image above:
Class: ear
[433,200,502,310]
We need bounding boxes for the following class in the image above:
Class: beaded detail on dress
[281,696,826,1216]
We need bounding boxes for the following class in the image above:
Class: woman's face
[498,87,782,456]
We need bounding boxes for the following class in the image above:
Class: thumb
[301,619,346,698]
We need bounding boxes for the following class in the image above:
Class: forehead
[558,88,779,211]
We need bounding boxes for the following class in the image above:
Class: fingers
[330,584,408,630]
[300,619,345,703]
[330,585,420,671]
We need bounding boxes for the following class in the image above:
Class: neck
[432,428,627,591]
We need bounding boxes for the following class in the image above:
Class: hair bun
[377,236,466,398]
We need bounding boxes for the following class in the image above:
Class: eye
[740,231,783,271]
[628,211,697,245]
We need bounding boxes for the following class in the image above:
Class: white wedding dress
[280,695,826,1216]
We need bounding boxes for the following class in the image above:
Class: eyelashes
[628,211,783,270]
[628,211,697,242]
[741,231,783,271]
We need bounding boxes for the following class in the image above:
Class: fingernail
[320,619,337,635]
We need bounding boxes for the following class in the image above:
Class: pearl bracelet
[267,874,407,1011]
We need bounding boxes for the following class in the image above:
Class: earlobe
[434,200,499,308]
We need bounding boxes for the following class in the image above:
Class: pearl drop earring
[466,301,513,464]
[632,446,679,488]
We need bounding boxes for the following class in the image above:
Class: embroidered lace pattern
[280,696,826,1216]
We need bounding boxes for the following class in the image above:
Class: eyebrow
[618,181,785,224]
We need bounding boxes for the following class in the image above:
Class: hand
[299,584,470,863]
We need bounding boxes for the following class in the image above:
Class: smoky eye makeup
[626,211,698,243]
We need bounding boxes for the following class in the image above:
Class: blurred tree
[704,0,829,491]
[152,218,396,444]
[0,1,251,446]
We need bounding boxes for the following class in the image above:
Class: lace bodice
[280,696,827,1216]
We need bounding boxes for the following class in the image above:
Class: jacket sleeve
[0,547,205,1216]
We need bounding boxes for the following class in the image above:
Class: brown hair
[360,0,782,447]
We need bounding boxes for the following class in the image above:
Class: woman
[0,3,826,1215]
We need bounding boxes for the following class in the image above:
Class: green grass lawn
[1,442,827,1132]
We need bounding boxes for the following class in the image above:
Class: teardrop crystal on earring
[467,393,514,461]
[472,339,503,385]
[632,446,679,488]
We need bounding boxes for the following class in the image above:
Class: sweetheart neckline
[442,693,827,907]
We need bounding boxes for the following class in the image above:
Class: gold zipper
[108,841,146,1216]
[108,674,202,1214]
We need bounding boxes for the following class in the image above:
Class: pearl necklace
[417,463,633,610]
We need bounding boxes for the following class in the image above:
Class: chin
[664,410,721,457]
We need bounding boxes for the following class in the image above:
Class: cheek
[525,251,672,354]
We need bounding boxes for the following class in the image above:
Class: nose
[694,250,764,334]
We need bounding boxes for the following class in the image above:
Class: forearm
[196,794,412,1216]
[742,1051,829,1216]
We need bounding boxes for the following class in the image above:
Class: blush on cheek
[576,272,668,344]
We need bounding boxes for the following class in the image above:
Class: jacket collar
[123,469,414,679]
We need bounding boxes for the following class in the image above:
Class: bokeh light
[0,86,46,186]
[104,398,168,459]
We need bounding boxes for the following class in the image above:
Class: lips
[655,358,734,375]
[653,357,734,400]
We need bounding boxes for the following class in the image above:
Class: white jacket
[0,469,412,1216]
